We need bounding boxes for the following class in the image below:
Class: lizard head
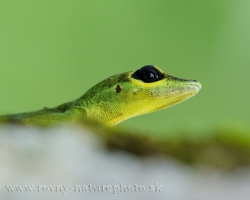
[82,65,201,126]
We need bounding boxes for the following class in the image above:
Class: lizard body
[0,65,201,126]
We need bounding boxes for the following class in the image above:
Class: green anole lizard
[0,65,201,126]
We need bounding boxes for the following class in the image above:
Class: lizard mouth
[191,81,202,92]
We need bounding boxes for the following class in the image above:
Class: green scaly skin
[0,65,201,126]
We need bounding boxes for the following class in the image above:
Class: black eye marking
[131,65,163,83]
[116,85,121,93]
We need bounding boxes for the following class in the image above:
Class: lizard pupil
[132,65,163,83]
[145,72,155,80]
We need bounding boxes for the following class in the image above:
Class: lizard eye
[132,65,163,83]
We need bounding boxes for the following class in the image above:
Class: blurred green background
[0,0,249,133]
